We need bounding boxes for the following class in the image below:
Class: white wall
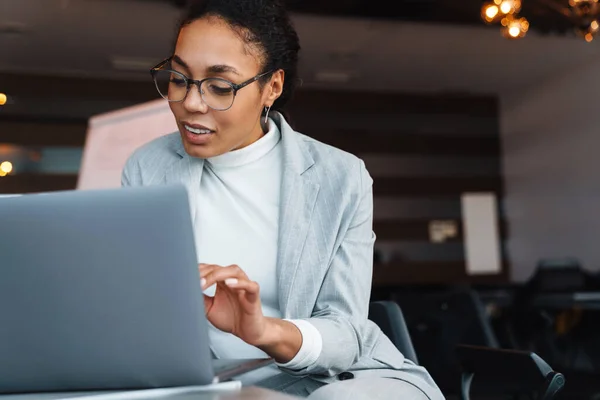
[501,54,600,282]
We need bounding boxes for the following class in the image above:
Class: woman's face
[170,17,284,159]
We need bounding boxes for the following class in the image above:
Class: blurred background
[3,0,600,398]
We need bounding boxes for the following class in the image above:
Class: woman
[122,0,443,398]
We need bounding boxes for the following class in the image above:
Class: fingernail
[225,278,238,286]
[201,278,206,287]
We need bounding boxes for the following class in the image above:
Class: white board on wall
[77,99,177,190]
[461,192,502,275]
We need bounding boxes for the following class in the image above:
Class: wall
[501,55,600,282]
[287,90,505,285]
[0,75,506,286]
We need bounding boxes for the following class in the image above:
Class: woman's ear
[265,70,285,107]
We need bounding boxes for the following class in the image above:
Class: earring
[264,105,271,124]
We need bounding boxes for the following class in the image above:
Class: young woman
[122,0,443,398]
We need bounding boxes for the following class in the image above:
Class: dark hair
[176,0,301,112]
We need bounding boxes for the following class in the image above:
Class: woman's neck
[232,119,268,151]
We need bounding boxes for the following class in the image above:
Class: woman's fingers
[198,264,219,288]
[224,278,259,294]
[201,264,249,290]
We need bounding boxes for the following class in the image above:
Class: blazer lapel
[163,145,205,223]
[274,114,320,315]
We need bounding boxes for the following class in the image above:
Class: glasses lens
[153,70,187,102]
[201,78,235,110]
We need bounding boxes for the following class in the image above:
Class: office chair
[368,301,419,364]
[393,288,500,394]
[457,344,565,400]
[369,297,565,399]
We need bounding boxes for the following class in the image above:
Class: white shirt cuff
[275,319,323,370]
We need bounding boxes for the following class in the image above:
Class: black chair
[381,290,565,399]
[393,288,500,394]
[368,300,419,364]
[457,344,565,400]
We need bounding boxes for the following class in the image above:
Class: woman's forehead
[175,17,262,74]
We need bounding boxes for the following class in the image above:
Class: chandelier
[481,0,529,39]
[481,0,600,41]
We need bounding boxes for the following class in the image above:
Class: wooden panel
[374,219,508,241]
[0,120,87,147]
[373,177,503,196]
[362,155,501,177]
[373,262,510,286]
[289,90,498,116]
[310,132,500,156]
[289,111,498,137]
[0,174,78,194]
[0,72,497,116]
[0,73,158,103]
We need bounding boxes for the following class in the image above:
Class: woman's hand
[199,263,303,363]
[199,263,268,346]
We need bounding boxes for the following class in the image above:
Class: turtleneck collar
[206,118,281,168]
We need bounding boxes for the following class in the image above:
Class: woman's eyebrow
[172,56,241,76]
[172,55,191,72]
[207,64,241,76]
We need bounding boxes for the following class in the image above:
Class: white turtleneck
[194,119,322,371]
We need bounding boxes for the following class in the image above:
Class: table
[0,386,301,400]
[532,292,600,310]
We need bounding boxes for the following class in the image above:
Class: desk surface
[0,387,300,400]
[533,292,600,310]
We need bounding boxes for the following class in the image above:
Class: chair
[368,299,565,399]
[384,289,565,399]
[368,301,419,364]
[393,288,500,394]
[457,344,565,400]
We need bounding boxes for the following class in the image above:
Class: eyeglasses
[150,57,273,111]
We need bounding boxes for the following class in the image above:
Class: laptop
[0,185,272,394]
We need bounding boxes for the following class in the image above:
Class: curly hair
[176,0,301,112]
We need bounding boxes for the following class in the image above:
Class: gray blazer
[121,112,440,396]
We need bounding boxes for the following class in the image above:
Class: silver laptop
[0,185,271,394]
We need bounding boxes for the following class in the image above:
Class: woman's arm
[279,159,376,376]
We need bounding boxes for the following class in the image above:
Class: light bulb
[0,161,13,174]
[509,26,521,37]
[502,15,529,39]
[482,3,500,23]
[486,5,499,19]
[498,0,522,14]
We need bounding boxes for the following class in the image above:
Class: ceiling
[156,0,586,34]
[1,0,600,97]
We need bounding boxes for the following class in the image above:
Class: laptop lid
[0,185,214,394]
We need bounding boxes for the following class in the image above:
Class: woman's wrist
[252,317,302,364]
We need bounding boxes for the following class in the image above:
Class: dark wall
[0,74,505,285]
[286,90,506,286]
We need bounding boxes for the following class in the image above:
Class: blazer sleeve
[280,159,376,376]
[121,155,142,187]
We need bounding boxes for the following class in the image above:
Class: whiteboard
[77,99,177,190]
[461,192,502,275]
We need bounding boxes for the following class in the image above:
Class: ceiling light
[0,161,13,175]
[482,4,500,23]
[499,0,521,14]
[0,93,6,106]
[482,1,527,40]
[502,15,530,39]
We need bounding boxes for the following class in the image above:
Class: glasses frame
[150,57,273,111]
